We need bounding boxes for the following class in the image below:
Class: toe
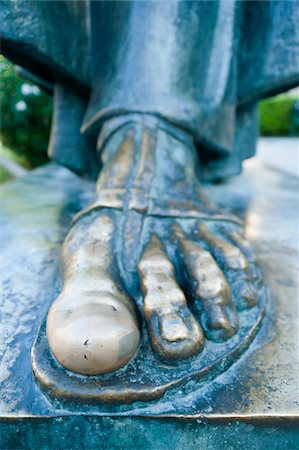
[199,224,259,310]
[138,235,204,360]
[148,307,204,360]
[46,209,140,375]
[233,279,258,309]
[177,233,239,342]
[160,312,192,342]
[47,296,140,375]
[201,301,239,342]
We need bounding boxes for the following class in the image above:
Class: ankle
[95,115,202,204]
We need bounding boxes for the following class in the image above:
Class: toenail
[118,331,139,359]
[161,315,190,341]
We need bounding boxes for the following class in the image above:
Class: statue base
[0,161,298,448]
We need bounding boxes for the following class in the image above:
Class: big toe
[47,302,140,375]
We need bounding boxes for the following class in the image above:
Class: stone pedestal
[0,161,298,449]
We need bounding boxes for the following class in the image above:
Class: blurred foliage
[0,55,52,168]
[259,94,299,136]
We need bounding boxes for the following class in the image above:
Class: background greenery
[0,56,298,183]
[259,94,299,136]
[0,55,52,173]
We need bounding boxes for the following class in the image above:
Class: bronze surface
[0,161,297,417]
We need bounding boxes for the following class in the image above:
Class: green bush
[0,55,53,168]
[259,94,298,136]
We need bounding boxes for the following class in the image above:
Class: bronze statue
[1,0,298,400]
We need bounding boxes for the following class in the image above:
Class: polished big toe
[47,300,140,375]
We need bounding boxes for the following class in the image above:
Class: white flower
[15,100,27,111]
[21,83,40,96]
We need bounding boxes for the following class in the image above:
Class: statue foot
[46,210,140,375]
[46,115,262,376]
